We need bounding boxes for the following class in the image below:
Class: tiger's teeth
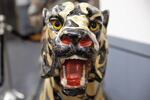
[61,78,67,86]
[80,65,85,86]
[61,65,67,86]
[65,55,87,60]
[60,59,65,64]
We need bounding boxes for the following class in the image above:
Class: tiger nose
[60,32,93,47]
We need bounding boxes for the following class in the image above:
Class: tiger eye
[50,18,63,31]
[89,21,101,32]
[91,22,97,28]
[55,21,60,27]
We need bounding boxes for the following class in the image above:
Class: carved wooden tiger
[40,2,109,100]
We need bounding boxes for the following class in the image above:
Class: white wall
[101,0,150,44]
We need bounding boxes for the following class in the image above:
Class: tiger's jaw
[41,1,109,97]
[59,55,92,96]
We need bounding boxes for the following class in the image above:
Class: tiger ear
[42,8,49,26]
[42,8,49,18]
[102,10,109,28]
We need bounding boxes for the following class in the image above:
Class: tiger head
[41,2,109,96]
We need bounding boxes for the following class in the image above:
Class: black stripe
[68,5,85,16]
[65,20,79,27]
[53,4,65,13]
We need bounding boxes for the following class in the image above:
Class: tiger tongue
[64,59,84,86]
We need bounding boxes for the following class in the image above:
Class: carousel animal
[40,2,109,100]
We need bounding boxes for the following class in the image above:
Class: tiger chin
[39,2,109,100]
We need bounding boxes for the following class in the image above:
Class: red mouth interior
[62,59,85,87]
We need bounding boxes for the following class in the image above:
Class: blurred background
[102,0,150,100]
[0,0,150,100]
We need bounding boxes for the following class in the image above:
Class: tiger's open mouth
[60,55,92,89]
